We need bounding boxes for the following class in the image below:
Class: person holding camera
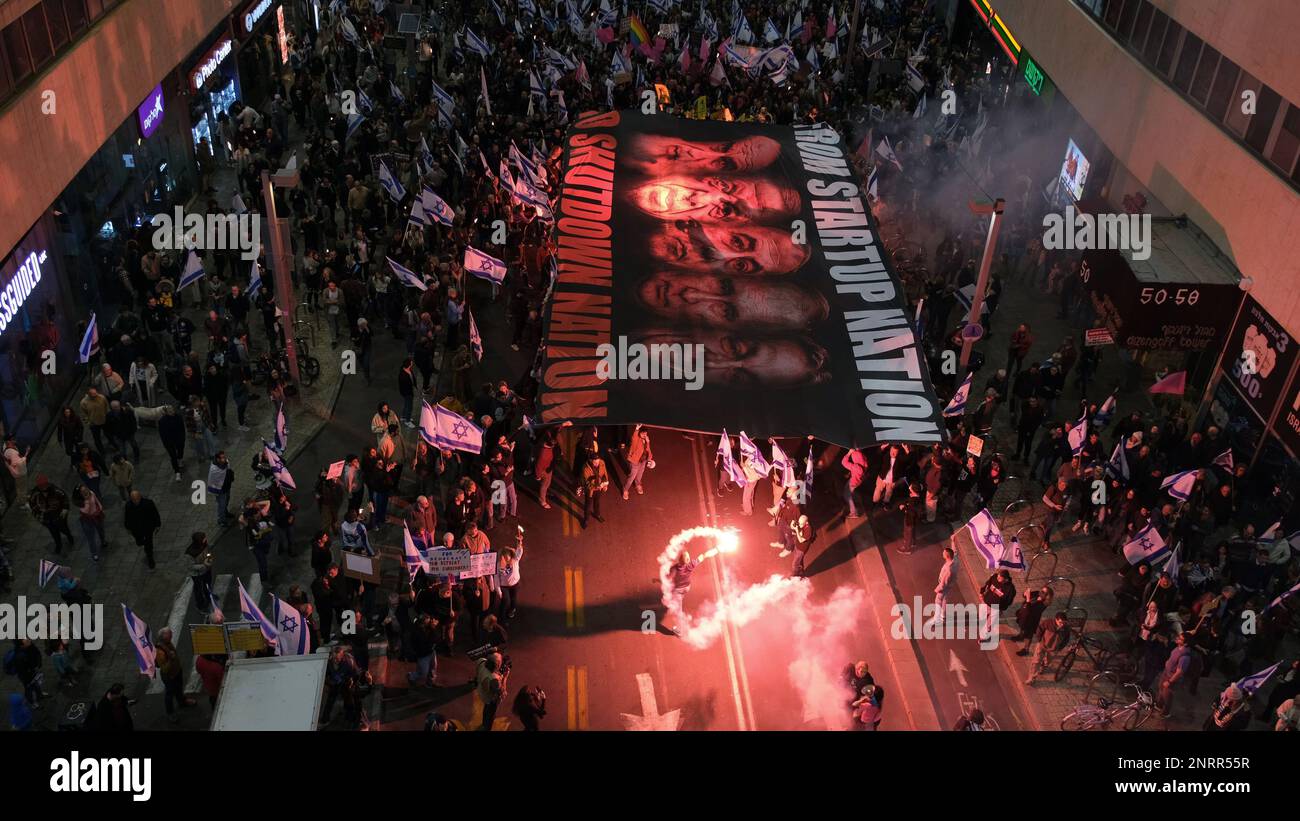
[580,448,609,528]
[475,651,509,731]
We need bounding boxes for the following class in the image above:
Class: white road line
[186,574,232,694]
[147,576,198,694]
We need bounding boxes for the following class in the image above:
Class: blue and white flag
[389,80,405,106]
[1235,661,1282,697]
[738,431,770,475]
[912,93,927,119]
[39,559,60,589]
[529,69,545,99]
[464,246,507,284]
[805,44,820,73]
[1093,393,1116,427]
[905,60,925,92]
[700,8,719,40]
[1000,536,1026,571]
[464,27,491,57]
[804,448,815,498]
[273,402,288,453]
[468,307,483,362]
[789,10,804,40]
[431,80,455,114]
[480,66,493,116]
[512,173,550,211]
[1162,542,1181,580]
[1068,413,1087,456]
[1122,524,1169,566]
[420,401,485,454]
[264,443,296,490]
[763,18,781,43]
[179,250,205,291]
[611,49,632,75]
[271,594,310,656]
[238,578,276,645]
[964,508,1011,570]
[648,0,671,14]
[1161,469,1198,501]
[1107,440,1130,481]
[419,186,455,226]
[387,256,428,291]
[247,259,265,298]
[490,0,507,24]
[78,313,99,363]
[519,0,538,16]
[345,109,366,140]
[733,14,753,43]
[866,165,879,201]
[1265,578,1300,613]
[403,524,430,581]
[769,439,797,487]
[944,372,972,417]
[357,89,375,115]
[717,430,747,487]
[121,604,157,678]
[339,16,360,45]
[207,584,225,623]
[378,159,406,203]
[419,136,435,173]
[1212,449,1234,471]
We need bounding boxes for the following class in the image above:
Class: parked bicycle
[1060,683,1155,730]
[1054,632,1137,682]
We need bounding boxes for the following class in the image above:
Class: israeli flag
[1001,536,1026,570]
[804,448,815,498]
[1068,413,1087,456]
[1107,441,1130,481]
[769,439,798,487]
[1162,542,1181,580]
[207,584,225,623]
[648,0,670,14]
[944,372,972,417]
[1161,469,1198,501]
[867,166,879,202]
[178,250,206,291]
[1212,449,1234,471]
[553,88,568,124]
[431,80,455,114]
[1265,579,1300,613]
[435,104,453,130]
[468,307,483,361]
[419,137,435,172]
[529,69,545,99]
[1122,524,1169,566]
[419,186,455,226]
[387,257,428,291]
[247,260,263,298]
[1235,661,1282,697]
[717,429,748,487]
[232,193,249,214]
[612,49,631,75]
[1093,393,1116,427]
[519,0,537,16]
[264,443,296,490]
[789,10,803,40]
[389,80,405,106]
[273,402,288,453]
[499,158,515,190]
[121,604,157,678]
[480,66,493,116]
[78,313,99,363]
[912,93,927,119]
[403,525,430,581]
[378,159,406,203]
[763,18,780,43]
[270,594,310,655]
[700,9,719,40]
[905,60,925,92]
[357,88,375,114]
[420,401,484,454]
[238,578,277,645]
[464,27,491,57]
[733,14,753,43]
[805,44,820,73]
[490,0,507,24]
[345,110,366,141]
[738,431,770,474]
[965,509,1009,570]
[464,247,507,284]
[409,198,430,228]
[340,16,360,45]
[510,142,541,182]
[512,173,550,211]
[39,559,61,589]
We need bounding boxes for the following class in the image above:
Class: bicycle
[1054,632,1137,682]
[293,336,321,386]
[1059,683,1155,730]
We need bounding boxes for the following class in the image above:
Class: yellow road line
[577,666,589,729]
[574,568,585,629]
[565,566,575,628]
[566,665,591,729]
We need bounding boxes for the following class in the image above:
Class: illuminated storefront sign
[1023,55,1045,95]
[243,0,274,34]
[136,83,165,139]
[0,249,48,333]
[192,38,234,91]
[968,0,1021,66]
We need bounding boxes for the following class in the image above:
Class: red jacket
[842,449,868,488]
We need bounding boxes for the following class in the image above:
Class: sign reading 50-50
[1138,287,1200,307]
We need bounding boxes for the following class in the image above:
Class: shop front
[234,0,286,108]
[187,31,241,162]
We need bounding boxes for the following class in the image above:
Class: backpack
[3,648,17,676]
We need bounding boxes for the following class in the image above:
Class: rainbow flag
[629,14,650,45]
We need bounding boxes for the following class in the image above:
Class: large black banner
[537,111,943,447]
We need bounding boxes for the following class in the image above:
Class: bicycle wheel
[1060,708,1099,731]
[304,357,321,379]
[1054,649,1077,682]
[1123,703,1154,730]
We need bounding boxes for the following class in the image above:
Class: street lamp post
[260,165,301,387]
[959,198,1006,373]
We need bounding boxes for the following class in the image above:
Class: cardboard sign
[1084,327,1114,347]
[427,548,472,575]
[459,551,498,580]
[967,435,984,458]
[228,624,269,652]
[326,460,344,480]
[342,551,380,582]
[190,624,229,655]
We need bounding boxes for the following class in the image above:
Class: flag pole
[959,198,1005,373]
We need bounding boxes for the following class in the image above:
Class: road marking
[567,665,589,729]
[949,649,969,687]
[620,672,681,730]
[186,574,233,694]
[688,434,753,731]
[564,567,584,628]
[148,574,199,694]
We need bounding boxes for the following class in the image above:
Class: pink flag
[596,26,616,45]
[1148,371,1187,395]
[679,43,691,73]
[700,36,712,61]
[826,11,837,39]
